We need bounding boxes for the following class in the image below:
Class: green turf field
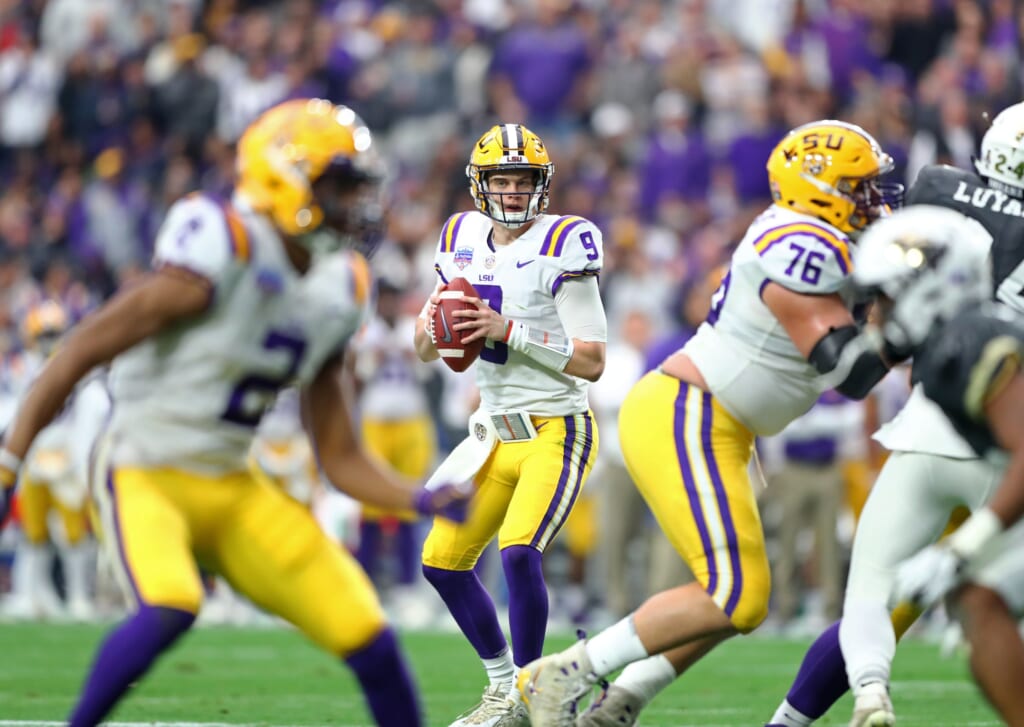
[0,623,1000,726]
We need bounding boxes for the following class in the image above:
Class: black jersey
[912,303,1024,455]
[907,165,1024,301]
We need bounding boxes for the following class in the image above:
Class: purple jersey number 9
[222,330,307,427]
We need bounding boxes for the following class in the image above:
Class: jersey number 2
[222,330,307,427]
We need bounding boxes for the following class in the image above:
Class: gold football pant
[361,416,436,523]
[19,476,89,546]
[423,412,598,570]
[619,372,770,633]
[92,460,386,656]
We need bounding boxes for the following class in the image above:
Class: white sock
[612,654,676,706]
[769,699,813,727]
[585,615,650,676]
[483,648,515,688]
[63,543,92,603]
[840,599,895,693]
[506,672,523,706]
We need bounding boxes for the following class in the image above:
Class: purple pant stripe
[672,384,718,597]
[530,415,577,549]
[537,413,593,549]
[700,392,744,616]
[105,470,144,605]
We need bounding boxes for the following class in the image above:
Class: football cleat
[518,640,599,726]
[451,684,518,727]
[576,684,642,726]
[849,681,896,727]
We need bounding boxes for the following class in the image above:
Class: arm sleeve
[555,275,607,343]
[153,195,238,284]
[757,227,853,295]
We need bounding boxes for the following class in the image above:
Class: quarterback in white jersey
[519,120,905,727]
[414,123,607,727]
[0,99,468,727]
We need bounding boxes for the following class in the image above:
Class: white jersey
[352,315,428,420]
[433,211,604,416]
[684,206,859,436]
[107,193,371,474]
[872,383,976,459]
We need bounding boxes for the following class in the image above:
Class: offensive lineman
[517,120,904,727]
[0,99,467,727]
[765,100,1024,727]
[413,123,607,727]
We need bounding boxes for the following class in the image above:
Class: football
[434,277,486,373]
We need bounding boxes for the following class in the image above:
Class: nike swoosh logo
[438,307,453,343]
[516,260,535,268]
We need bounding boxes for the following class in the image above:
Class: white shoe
[849,682,895,727]
[576,684,642,726]
[518,641,598,727]
[451,684,523,726]
[66,595,97,622]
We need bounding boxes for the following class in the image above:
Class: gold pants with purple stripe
[91,443,386,656]
[422,412,598,570]
[619,372,770,632]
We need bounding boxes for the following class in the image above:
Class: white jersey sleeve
[153,194,242,284]
[754,221,853,295]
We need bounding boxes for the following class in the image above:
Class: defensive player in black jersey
[765,101,1024,727]
[876,211,1024,727]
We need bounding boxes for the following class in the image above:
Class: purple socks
[784,620,850,719]
[395,522,418,586]
[68,605,195,727]
[357,520,383,579]
[345,627,422,726]
[501,545,548,666]
[359,521,420,587]
[424,545,549,667]
[423,564,508,658]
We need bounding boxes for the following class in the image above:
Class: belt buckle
[489,410,538,443]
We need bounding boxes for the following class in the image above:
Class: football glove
[413,483,470,523]
[891,544,963,609]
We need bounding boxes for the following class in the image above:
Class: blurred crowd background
[0,0,1021,632]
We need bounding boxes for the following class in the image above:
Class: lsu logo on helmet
[466,124,554,229]
[766,120,904,234]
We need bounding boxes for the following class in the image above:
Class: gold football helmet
[466,124,554,228]
[766,120,903,234]
[236,98,384,250]
[20,300,69,355]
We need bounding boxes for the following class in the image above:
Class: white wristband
[503,319,574,372]
[948,507,1003,560]
[0,448,22,473]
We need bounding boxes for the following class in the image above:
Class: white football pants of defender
[839,451,1001,691]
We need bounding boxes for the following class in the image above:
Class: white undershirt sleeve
[555,276,607,343]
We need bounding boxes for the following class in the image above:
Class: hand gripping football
[434,277,485,372]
